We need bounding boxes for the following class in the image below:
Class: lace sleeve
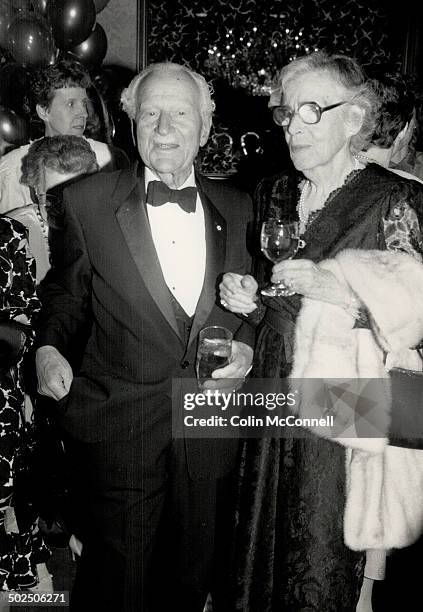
[383,200,423,261]
[239,297,267,327]
[382,197,423,348]
[355,195,423,330]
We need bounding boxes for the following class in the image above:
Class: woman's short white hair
[270,51,379,152]
[121,62,215,126]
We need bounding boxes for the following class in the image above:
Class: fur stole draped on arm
[290,248,423,550]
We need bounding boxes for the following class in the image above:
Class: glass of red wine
[260,219,305,297]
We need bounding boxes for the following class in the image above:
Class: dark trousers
[64,433,234,612]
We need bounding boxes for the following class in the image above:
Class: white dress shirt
[145,167,206,316]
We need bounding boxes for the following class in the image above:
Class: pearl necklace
[34,203,50,252]
[297,156,362,226]
[297,180,311,226]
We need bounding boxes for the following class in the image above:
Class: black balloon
[8,13,56,66]
[93,0,109,12]
[48,0,96,50]
[0,106,29,145]
[32,0,49,18]
[67,23,107,66]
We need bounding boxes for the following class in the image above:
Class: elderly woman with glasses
[219,51,423,611]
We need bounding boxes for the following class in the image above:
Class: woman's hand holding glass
[260,220,304,296]
[219,273,259,315]
[272,259,359,310]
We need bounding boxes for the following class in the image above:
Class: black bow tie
[146,180,197,214]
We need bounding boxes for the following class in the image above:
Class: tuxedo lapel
[115,177,181,340]
[187,183,226,349]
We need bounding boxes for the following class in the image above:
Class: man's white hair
[121,62,215,125]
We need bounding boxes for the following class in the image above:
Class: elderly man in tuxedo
[35,62,254,611]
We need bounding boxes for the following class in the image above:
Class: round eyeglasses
[273,101,348,127]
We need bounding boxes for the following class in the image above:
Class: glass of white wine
[196,326,233,390]
[260,219,305,297]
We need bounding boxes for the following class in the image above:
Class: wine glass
[260,219,305,297]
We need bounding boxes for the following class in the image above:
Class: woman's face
[282,71,353,172]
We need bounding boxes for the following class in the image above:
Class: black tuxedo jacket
[38,163,254,477]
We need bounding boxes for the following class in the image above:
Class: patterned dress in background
[0,216,50,591]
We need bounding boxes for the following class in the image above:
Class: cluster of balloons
[1,0,110,68]
[0,0,111,145]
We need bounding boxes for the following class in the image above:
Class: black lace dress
[229,164,423,612]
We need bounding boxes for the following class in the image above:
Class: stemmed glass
[260,219,305,297]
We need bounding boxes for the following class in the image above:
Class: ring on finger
[221,298,228,308]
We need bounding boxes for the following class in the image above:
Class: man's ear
[345,104,365,138]
[200,117,212,147]
[36,104,48,123]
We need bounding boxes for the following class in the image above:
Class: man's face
[135,69,210,188]
[38,87,89,137]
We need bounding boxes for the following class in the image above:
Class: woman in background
[8,136,99,562]
[8,135,99,284]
